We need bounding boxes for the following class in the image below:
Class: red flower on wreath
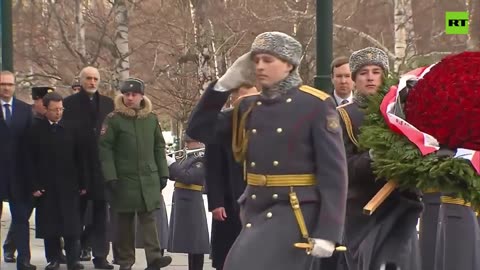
[404,51,480,150]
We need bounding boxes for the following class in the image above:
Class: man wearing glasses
[29,92,87,270]
[0,71,35,270]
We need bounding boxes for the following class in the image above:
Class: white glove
[310,238,335,258]
[215,52,256,92]
[368,149,375,159]
[166,155,176,167]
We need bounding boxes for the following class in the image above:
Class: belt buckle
[259,175,267,186]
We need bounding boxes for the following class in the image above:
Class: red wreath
[404,51,480,151]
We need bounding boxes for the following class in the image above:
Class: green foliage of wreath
[357,77,480,207]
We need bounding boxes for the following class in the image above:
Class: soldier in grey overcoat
[187,32,348,270]
[166,135,209,270]
[418,191,441,270]
[419,190,480,270]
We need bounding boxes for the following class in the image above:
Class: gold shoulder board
[299,85,330,101]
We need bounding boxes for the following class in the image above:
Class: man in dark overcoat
[2,86,55,264]
[204,85,257,270]
[0,71,35,270]
[62,66,114,269]
[29,92,86,270]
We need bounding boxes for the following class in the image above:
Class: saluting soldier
[336,47,423,270]
[187,31,348,270]
[166,134,209,270]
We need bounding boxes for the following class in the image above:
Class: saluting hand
[216,52,256,92]
[33,190,45,197]
[79,189,87,196]
[212,207,227,221]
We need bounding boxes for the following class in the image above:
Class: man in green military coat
[98,78,172,270]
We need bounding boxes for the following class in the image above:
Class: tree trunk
[75,0,87,59]
[394,0,415,73]
[467,0,480,50]
[208,19,220,80]
[189,0,214,94]
[114,0,130,91]
[48,2,60,76]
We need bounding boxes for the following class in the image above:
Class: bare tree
[393,0,416,73]
[467,0,480,50]
[113,0,130,90]
[75,0,87,59]
[10,0,470,123]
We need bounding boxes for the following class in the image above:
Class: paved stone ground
[1,181,215,270]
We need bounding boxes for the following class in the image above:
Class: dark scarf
[261,69,303,99]
[353,91,370,109]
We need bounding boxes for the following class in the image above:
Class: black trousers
[2,221,15,255]
[188,254,204,270]
[80,199,109,259]
[9,200,34,265]
[45,237,80,266]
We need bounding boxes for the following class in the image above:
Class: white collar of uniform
[333,91,353,103]
[48,120,58,125]
[1,98,13,107]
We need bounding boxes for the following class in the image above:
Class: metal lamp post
[314,0,333,94]
[1,0,13,72]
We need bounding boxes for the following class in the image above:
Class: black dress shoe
[93,258,114,270]
[145,256,172,269]
[79,249,91,261]
[58,253,67,264]
[67,262,84,270]
[45,261,60,270]
[119,265,132,270]
[4,253,16,263]
[17,262,37,270]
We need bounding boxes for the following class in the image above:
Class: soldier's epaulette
[232,92,260,108]
[299,85,330,101]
